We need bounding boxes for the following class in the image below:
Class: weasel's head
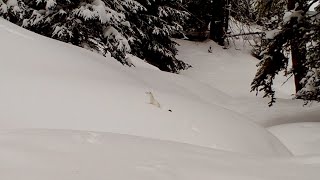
[145,91,151,94]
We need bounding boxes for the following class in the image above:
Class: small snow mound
[269,122,320,156]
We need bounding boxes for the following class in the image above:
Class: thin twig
[226,32,265,37]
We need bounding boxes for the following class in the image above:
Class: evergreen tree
[128,0,190,72]
[0,0,27,24]
[0,0,190,72]
[251,0,320,105]
[183,0,212,33]
[230,0,256,24]
[254,0,287,28]
[182,0,227,45]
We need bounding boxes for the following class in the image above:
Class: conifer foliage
[251,0,320,105]
[0,0,190,72]
[183,0,212,33]
[128,0,190,72]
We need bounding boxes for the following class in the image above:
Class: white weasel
[145,91,161,108]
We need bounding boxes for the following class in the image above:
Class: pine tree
[251,0,320,105]
[183,0,212,33]
[0,0,27,24]
[128,0,190,72]
[1,0,141,63]
[183,0,227,45]
[254,0,287,28]
[0,0,190,72]
[231,0,256,22]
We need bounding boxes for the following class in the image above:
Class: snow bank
[269,122,320,156]
[264,106,320,127]
[0,18,290,156]
[176,39,292,99]
[0,129,319,180]
[176,39,320,127]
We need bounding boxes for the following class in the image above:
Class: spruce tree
[128,0,190,72]
[183,0,212,33]
[0,0,190,72]
[251,0,320,105]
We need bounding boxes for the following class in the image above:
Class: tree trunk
[210,0,225,46]
[224,1,230,33]
[288,0,305,93]
[287,0,295,10]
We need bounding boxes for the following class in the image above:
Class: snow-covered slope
[0,18,290,156]
[0,18,320,180]
[269,122,320,156]
[0,129,319,180]
[176,39,320,127]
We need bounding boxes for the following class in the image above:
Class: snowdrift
[0,18,289,156]
[1,18,320,180]
[176,39,320,127]
[269,122,320,155]
[0,129,318,180]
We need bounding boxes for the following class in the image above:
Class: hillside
[0,18,319,180]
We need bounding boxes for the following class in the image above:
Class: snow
[1,0,21,14]
[265,29,281,39]
[125,54,160,71]
[0,3,8,14]
[175,38,320,127]
[0,18,320,180]
[92,0,110,24]
[269,122,320,156]
[45,0,56,10]
[28,10,45,26]
[0,129,319,180]
[52,25,73,38]
[309,1,319,11]
[283,10,304,24]
[103,26,130,51]
[6,0,17,8]
[72,1,125,24]
[0,18,292,156]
